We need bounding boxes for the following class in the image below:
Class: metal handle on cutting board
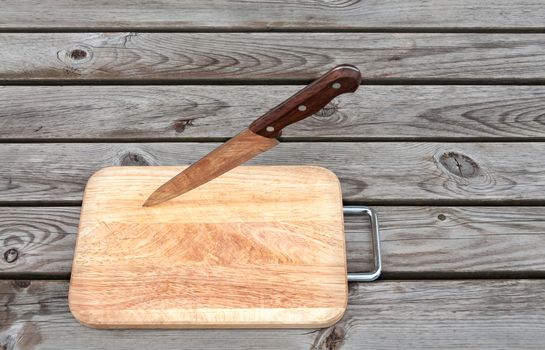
[344,206,382,282]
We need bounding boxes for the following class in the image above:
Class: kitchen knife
[143,64,362,207]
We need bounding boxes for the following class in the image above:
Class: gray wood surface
[1,142,544,203]
[2,1,545,348]
[2,206,545,277]
[2,279,544,349]
[0,207,77,277]
[3,85,545,141]
[1,1,544,30]
[2,33,545,82]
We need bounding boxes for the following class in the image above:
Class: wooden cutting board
[69,166,347,328]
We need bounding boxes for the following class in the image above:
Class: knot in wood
[313,325,346,350]
[58,44,93,65]
[13,280,31,289]
[121,152,149,166]
[3,248,18,263]
[69,49,87,60]
[172,118,195,133]
[439,152,480,178]
[314,101,339,118]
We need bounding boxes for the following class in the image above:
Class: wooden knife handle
[249,64,362,138]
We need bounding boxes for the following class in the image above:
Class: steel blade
[143,129,279,206]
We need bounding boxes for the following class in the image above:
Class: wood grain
[71,166,346,328]
[0,207,78,276]
[1,142,545,203]
[2,279,545,349]
[144,130,278,206]
[3,206,545,277]
[1,1,544,30]
[2,85,545,140]
[2,33,545,81]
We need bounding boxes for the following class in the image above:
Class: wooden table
[1,1,545,349]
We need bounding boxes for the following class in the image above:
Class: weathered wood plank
[2,206,545,276]
[2,33,545,81]
[3,85,545,140]
[0,207,77,276]
[1,1,544,30]
[1,142,545,203]
[2,280,544,349]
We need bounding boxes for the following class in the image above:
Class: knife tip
[142,197,160,207]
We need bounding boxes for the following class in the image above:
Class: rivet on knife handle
[249,64,362,138]
[143,64,361,206]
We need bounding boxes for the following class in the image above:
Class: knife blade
[143,64,362,207]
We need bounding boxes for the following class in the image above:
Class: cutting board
[69,166,347,328]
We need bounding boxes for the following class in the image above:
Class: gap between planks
[4,200,545,207]
[5,79,545,86]
[4,272,545,282]
[2,28,545,34]
[3,138,545,144]
[5,80,545,86]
